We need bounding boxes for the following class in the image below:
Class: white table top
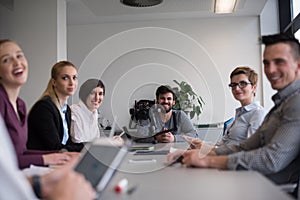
[100,143,293,200]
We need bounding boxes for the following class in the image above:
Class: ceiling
[66,0,269,25]
[0,0,269,25]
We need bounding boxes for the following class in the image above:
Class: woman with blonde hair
[27,61,83,152]
[0,39,75,169]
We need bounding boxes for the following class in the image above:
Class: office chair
[223,117,234,135]
[278,170,300,199]
[298,178,300,199]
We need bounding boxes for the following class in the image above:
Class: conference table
[100,143,293,200]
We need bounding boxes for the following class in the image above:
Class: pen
[119,131,126,137]
[127,185,137,195]
[115,178,128,193]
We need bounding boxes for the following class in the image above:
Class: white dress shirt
[71,101,100,143]
[61,103,69,145]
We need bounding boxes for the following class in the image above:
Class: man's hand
[166,149,186,164]
[181,135,203,149]
[178,149,228,169]
[155,128,175,143]
[181,149,210,167]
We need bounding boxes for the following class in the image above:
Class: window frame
[279,0,300,35]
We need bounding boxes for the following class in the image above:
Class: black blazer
[27,95,83,152]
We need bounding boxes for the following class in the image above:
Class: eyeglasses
[228,81,252,89]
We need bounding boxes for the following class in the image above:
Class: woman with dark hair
[27,61,83,152]
[70,79,105,143]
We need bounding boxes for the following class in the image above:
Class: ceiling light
[214,0,237,14]
[121,0,163,7]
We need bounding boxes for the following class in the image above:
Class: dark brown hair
[155,85,176,100]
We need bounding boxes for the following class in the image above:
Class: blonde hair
[0,39,17,46]
[40,61,77,111]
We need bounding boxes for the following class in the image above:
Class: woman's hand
[42,153,71,166]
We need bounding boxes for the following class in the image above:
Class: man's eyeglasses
[228,81,252,89]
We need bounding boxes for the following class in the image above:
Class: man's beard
[162,104,172,113]
[165,108,172,113]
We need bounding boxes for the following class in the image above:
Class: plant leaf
[190,111,195,119]
[172,80,205,119]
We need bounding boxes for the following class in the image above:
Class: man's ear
[296,58,300,77]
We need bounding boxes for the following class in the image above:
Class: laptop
[74,138,128,196]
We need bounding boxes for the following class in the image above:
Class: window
[279,0,300,37]
[292,0,300,19]
[295,29,300,41]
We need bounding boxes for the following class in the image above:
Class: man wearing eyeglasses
[168,33,300,189]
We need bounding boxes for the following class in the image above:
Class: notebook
[129,143,155,151]
[74,138,127,196]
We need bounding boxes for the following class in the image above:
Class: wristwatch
[32,175,42,198]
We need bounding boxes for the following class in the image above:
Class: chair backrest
[297,179,299,199]
[223,117,235,135]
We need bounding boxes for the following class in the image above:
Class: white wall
[260,0,279,111]
[0,2,13,39]
[0,0,67,109]
[0,0,279,130]
[67,17,262,128]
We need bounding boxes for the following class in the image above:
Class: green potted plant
[172,80,205,120]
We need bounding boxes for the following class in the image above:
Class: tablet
[74,138,127,193]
